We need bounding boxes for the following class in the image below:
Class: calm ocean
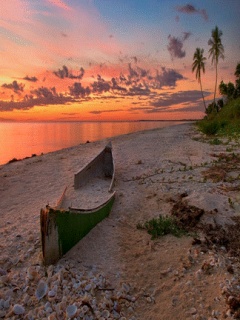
[0,121,185,165]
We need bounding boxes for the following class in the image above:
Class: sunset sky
[0,0,239,121]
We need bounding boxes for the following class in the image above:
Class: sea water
[0,121,185,165]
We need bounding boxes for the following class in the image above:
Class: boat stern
[40,207,61,265]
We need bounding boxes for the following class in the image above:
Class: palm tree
[192,48,207,111]
[235,63,240,97]
[234,63,240,79]
[208,26,224,106]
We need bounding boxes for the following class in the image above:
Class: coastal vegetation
[197,96,240,136]
[192,26,240,136]
[197,62,240,136]
[137,215,187,239]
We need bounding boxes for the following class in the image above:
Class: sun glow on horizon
[0,0,239,122]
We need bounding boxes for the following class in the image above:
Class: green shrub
[137,215,187,239]
[197,98,240,136]
[210,137,222,145]
[198,120,220,135]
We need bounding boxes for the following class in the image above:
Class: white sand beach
[0,122,240,319]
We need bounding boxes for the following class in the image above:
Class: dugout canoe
[40,142,115,265]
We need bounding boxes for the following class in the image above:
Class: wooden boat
[40,142,115,265]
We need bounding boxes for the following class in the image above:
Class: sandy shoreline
[0,122,240,319]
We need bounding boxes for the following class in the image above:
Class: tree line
[192,26,240,115]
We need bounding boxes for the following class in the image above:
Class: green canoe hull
[40,142,115,265]
[41,193,115,265]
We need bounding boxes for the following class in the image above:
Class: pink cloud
[0,0,31,24]
[0,0,124,84]
[46,0,72,11]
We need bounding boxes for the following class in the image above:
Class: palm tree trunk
[199,78,206,111]
[213,62,218,107]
